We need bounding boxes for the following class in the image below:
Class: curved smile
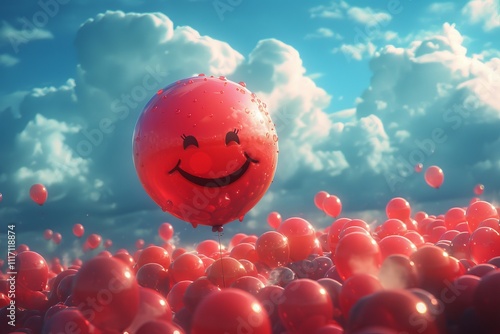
[168,153,259,187]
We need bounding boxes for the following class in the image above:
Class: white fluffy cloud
[462,0,500,31]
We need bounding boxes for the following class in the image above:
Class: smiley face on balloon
[133,75,278,229]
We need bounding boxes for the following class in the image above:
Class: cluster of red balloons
[1,195,500,333]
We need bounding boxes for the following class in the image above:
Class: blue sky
[1,0,500,260]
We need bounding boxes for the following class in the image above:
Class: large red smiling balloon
[133,75,278,228]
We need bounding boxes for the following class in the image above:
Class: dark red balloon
[469,227,500,263]
[183,277,221,313]
[167,280,192,312]
[30,183,48,205]
[133,76,278,227]
[339,273,382,317]
[136,320,185,334]
[127,287,173,333]
[474,269,500,331]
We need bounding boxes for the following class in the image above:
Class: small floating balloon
[0,193,2,202]
[267,211,282,229]
[314,191,330,211]
[29,183,48,205]
[43,229,53,240]
[414,163,423,173]
[133,75,278,228]
[323,195,342,218]
[474,184,484,195]
[86,233,102,250]
[72,223,84,238]
[158,222,174,241]
[424,165,444,189]
[52,232,62,245]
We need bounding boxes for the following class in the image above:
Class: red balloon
[449,232,471,260]
[414,163,423,173]
[104,239,113,248]
[314,191,330,211]
[444,207,466,229]
[136,245,171,270]
[267,211,282,229]
[379,254,418,289]
[478,218,500,232]
[327,218,351,251]
[333,232,382,280]
[474,183,484,195]
[424,165,444,189]
[43,229,53,240]
[255,231,290,268]
[136,263,170,295]
[469,227,500,264]
[86,234,102,249]
[158,222,174,241]
[72,223,85,238]
[230,275,265,296]
[229,233,247,249]
[169,253,205,283]
[133,76,278,228]
[29,183,48,205]
[230,243,258,263]
[72,257,140,332]
[206,257,247,287]
[16,251,49,291]
[136,320,185,334]
[323,195,342,218]
[378,218,408,239]
[466,200,499,231]
[278,279,333,333]
[347,289,439,334]
[255,285,285,326]
[410,245,464,295]
[378,235,417,259]
[386,197,411,221]
[52,232,62,245]
[339,273,383,317]
[167,280,192,312]
[192,288,271,334]
[474,269,500,331]
[277,217,316,261]
[196,240,223,257]
[127,287,173,333]
[42,307,97,334]
[136,238,145,249]
[183,277,221,313]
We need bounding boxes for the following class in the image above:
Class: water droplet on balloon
[187,113,192,118]
[188,80,194,84]
[207,204,216,213]
[193,98,198,102]
[198,73,205,76]
[204,77,208,81]
[220,100,223,103]
[244,108,250,114]
[219,76,226,81]
[162,95,168,100]
[266,132,270,138]
[238,81,246,87]
[157,89,163,95]
[220,90,224,94]
[251,99,255,103]
[239,215,245,222]
[176,109,181,114]
[273,134,278,142]
[193,123,197,127]
[165,200,173,210]
[176,81,181,85]
[209,113,213,118]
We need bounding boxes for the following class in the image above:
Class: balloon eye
[225,129,240,145]
[181,134,199,149]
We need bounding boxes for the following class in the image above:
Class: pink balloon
[43,229,53,240]
[86,233,102,249]
[29,183,48,205]
[323,195,342,218]
[72,223,84,238]
[314,191,330,211]
[267,211,282,229]
[386,197,411,221]
[424,166,444,189]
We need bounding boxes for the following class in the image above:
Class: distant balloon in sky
[267,211,282,229]
[133,75,278,230]
[314,191,330,211]
[158,223,174,241]
[323,195,342,218]
[424,166,444,189]
[30,183,48,205]
[0,193,3,202]
[474,184,484,195]
[73,223,85,238]
[414,163,423,173]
